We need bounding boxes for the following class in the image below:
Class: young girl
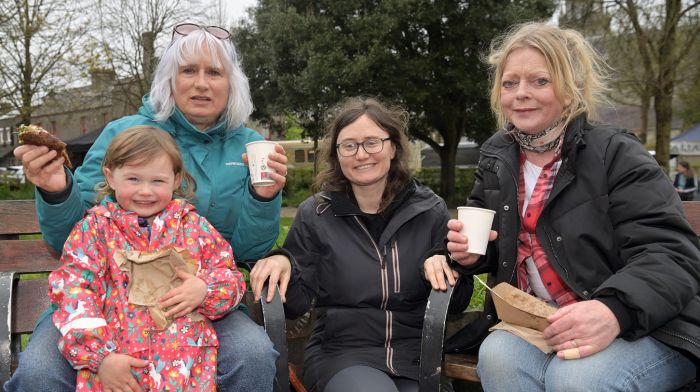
[49,126,246,391]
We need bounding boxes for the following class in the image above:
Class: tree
[236,0,555,203]
[88,0,203,112]
[613,0,700,170]
[0,0,88,126]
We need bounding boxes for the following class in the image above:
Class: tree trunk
[654,90,673,173]
[638,94,650,145]
[439,139,459,207]
[653,0,681,173]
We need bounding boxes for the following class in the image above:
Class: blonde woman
[446,22,699,391]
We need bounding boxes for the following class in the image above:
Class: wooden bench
[0,199,291,392]
[419,201,700,391]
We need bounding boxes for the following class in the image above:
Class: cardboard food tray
[491,282,557,332]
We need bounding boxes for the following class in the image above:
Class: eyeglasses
[336,137,391,157]
[172,23,231,40]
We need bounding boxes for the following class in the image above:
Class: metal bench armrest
[0,272,16,386]
[419,283,456,392]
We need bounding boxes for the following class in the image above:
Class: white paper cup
[246,141,277,186]
[457,206,496,255]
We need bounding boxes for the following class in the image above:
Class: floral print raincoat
[49,198,245,391]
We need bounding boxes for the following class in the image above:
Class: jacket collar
[327,179,419,217]
[139,94,242,141]
[92,196,194,241]
[321,179,443,246]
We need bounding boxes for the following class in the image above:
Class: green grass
[277,217,293,247]
[468,274,488,310]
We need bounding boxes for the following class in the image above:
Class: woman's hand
[543,300,620,360]
[159,269,207,319]
[98,353,148,392]
[424,254,459,291]
[446,219,498,266]
[244,143,288,199]
[250,254,292,303]
[13,145,68,192]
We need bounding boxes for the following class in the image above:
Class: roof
[65,125,105,153]
[672,123,700,142]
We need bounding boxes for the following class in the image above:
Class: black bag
[444,312,496,354]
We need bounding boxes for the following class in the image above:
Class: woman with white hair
[9,23,285,392]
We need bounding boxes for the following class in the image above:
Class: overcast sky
[211,0,258,25]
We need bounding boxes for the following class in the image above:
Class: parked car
[0,166,26,187]
[421,138,480,168]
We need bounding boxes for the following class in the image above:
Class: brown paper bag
[490,321,553,353]
[491,282,557,332]
[115,248,204,330]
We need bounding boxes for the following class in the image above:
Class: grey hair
[149,29,253,129]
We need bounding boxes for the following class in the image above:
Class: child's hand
[159,269,207,319]
[98,353,148,392]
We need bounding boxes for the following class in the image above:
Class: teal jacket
[37,95,281,262]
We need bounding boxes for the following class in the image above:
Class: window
[308,149,316,162]
[294,149,305,163]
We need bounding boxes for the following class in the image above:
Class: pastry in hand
[17,124,73,168]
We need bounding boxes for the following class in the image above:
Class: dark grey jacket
[279,180,470,391]
[450,115,700,366]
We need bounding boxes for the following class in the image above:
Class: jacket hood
[91,197,196,241]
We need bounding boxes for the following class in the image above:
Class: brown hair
[314,97,412,212]
[678,161,695,178]
[487,22,611,129]
[95,126,196,202]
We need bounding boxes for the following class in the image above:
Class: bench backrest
[0,199,289,391]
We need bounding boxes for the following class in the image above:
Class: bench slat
[0,200,38,239]
[13,279,52,334]
[443,354,479,382]
[0,240,60,272]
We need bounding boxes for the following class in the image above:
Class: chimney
[142,31,156,84]
[90,68,116,90]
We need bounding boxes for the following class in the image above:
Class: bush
[282,167,316,207]
[0,182,35,200]
[281,166,478,208]
[413,167,477,207]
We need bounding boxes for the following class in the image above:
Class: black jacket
[449,116,700,367]
[280,180,470,391]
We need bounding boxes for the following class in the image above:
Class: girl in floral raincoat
[49,126,246,391]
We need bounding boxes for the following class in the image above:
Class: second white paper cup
[457,206,496,255]
[246,141,277,186]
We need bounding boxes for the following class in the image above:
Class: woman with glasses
[9,23,284,392]
[250,97,471,392]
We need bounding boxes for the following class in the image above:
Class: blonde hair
[487,22,611,129]
[95,126,196,202]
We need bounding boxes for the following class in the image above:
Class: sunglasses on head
[172,23,231,40]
